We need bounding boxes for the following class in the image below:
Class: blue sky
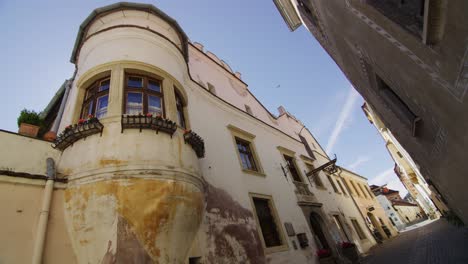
[0,0,406,195]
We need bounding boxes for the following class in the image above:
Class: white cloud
[347,156,371,170]
[370,167,408,197]
[325,87,359,155]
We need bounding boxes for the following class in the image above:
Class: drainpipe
[51,68,77,133]
[31,158,56,264]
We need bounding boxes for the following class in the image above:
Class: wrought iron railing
[53,118,104,151]
[121,114,177,137]
[183,130,205,158]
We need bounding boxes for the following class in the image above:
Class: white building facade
[0,3,378,263]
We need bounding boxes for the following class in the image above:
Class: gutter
[31,158,56,264]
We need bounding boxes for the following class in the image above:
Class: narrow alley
[363,219,468,264]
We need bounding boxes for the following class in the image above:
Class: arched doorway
[309,212,330,250]
[367,212,387,240]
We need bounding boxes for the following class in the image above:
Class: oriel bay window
[124,74,164,116]
[81,77,110,119]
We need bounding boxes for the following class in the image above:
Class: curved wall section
[58,8,203,264]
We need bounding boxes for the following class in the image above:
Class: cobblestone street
[363,219,468,264]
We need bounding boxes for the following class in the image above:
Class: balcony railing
[183,130,205,158]
[121,114,177,137]
[53,117,104,151]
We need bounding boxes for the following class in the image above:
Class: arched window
[174,89,186,128]
[124,74,163,116]
[81,77,110,119]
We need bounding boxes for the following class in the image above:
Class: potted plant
[17,109,42,137]
[316,249,335,264]
[339,241,359,263]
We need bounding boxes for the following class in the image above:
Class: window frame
[123,73,164,116]
[250,193,288,254]
[283,154,303,183]
[174,88,187,129]
[326,175,340,194]
[350,218,367,240]
[304,161,326,189]
[228,125,264,176]
[80,77,111,119]
[336,179,347,196]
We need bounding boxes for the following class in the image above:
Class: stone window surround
[277,146,305,183]
[70,61,191,131]
[227,124,265,177]
[249,192,289,254]
[350,217,368,241]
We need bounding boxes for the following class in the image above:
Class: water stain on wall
[65,178,204,263]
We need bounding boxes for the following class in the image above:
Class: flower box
[183,130,205,158]
[53,117,104,151]
[316,249,335,264]
[121,114,177,136]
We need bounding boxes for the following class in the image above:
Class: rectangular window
[128,76,143,88]
[148,80,161,92]
[81,76,110,119]
[332,215,349,241]
[327,175,339,193]
[124,74,164,116]
[252,196,284,248]
[98,79,110,92]
[306,164,324,188]
[351,219,367,240]
[367,0,425,37]
[236,137,258,172]
[376,75,419,135]
[284,155,302,182]
[350,180,361,197]
[358,183,369,199]
[337,179,347,195]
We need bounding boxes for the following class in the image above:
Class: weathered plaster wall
[0,178,76,264]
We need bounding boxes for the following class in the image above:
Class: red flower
[316,249,331,258]
[146,113,153,117]
[87,114,94,119]
[340,241,355,248]
[78,119,85,124]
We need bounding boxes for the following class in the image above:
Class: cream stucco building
[362,102,450,219]
[0,2,380,263]
[339,168,398,242]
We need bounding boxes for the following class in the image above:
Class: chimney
[278,106,286,116]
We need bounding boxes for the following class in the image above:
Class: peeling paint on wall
[65,178,204,264]
[204,183,265,264]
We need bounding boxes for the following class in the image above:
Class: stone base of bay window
[64,176,204,263]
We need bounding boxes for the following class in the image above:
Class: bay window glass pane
[126,92,143,115]
[86,87,95,100]
[98,79,110,92]
[148,95,162,115]
[83,101,94,118]
[96,95,109,118]
[148,80,161,92]
[128,77,143,88]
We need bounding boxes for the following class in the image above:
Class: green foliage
[17,109,43,127]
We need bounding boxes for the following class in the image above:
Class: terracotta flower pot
[18,123,40,137]
[43,131,57,142]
